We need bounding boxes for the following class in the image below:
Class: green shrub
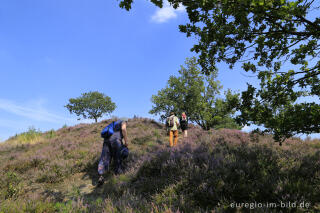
[23,200,55,213]
[54,201,74,212]
[153,129,161,139]
[68,185,81,200]
[46,129,56,139]
[4,172,22,199]
[15,126,42,144]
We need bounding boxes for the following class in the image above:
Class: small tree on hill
[150,57,241,130]
[65,91,116,123]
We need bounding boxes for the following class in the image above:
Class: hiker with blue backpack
[98,118,129,186]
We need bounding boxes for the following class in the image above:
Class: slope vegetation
[0,118,319,212]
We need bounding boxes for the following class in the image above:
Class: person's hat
[120,117,129,122]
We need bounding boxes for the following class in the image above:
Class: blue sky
[0,0,317,141]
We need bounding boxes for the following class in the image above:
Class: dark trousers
[98,139,122,175]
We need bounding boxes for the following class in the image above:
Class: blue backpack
[101,121,121,138]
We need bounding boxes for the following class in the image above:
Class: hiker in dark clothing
[98,118,129,185]
[180,112,188,138]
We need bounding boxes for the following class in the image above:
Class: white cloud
[151,1,185,23]
[0,98,72,124]
[242,125,252,132]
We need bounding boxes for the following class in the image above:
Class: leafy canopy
[119,0,320,142]
[150,57,241,130]
[65,91,116,123]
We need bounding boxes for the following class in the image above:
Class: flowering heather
[0,118,319,212]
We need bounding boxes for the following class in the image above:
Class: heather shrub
[130,140,320,212]
[1,199,90,213]
[0,118,319,212]
[132,135,153,145]
[37,164,64,183]
[310,141,320,149]
[0,200,55,213]
[5,160,33,174]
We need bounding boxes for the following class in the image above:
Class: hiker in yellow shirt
[166,112,180,147]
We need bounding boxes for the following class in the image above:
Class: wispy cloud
[0,98,71,124]
[0,99,94,141]
[0,118,26,129]
[151,1,185,23]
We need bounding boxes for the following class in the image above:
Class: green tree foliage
[119,0,320,143]
[65,91,116,123]
[150,57,240,130]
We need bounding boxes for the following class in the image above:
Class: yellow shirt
[168,115,179,131]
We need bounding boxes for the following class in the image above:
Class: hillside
[0,118,319,212]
